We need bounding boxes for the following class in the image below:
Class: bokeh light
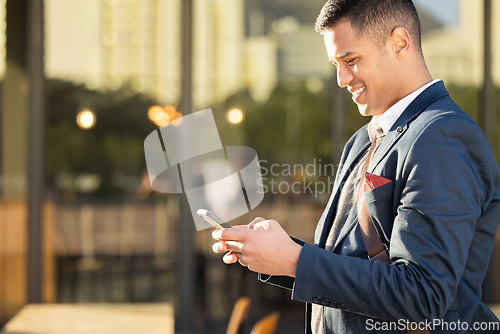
[76,110,96,129]
[226,108,243,124]
[148,105,182,127]
[148,106,169,127]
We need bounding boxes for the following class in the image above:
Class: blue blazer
[260,82,500,333]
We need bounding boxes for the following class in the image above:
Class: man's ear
[390,27,411,58]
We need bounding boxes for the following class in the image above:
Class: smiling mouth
[351,85,366,102]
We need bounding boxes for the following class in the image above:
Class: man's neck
[399,62,433,98]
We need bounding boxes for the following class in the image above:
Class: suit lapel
[333,129,371,199]
[316,128,371,247]
[330,81,450,250]
[370,81,449,171]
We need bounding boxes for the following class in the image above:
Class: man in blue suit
[212,0,500,332]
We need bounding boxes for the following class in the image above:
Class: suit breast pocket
[364,180,395,244]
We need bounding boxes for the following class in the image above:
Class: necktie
[357,122,390,263]
[312,123,386,333]
[324,122,385,251]
[368,121,386,158]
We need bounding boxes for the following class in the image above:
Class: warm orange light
[164,105,178,119]
[226,108,243,124]
[148,105,183,127]
[171,112,183,126]
[76,110,96,129]
[148,106,170,127]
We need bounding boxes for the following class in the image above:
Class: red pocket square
[364,172,392,192]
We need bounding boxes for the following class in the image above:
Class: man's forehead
[323,27,357,59]
[323,20,356,38]
[323,20,380,60]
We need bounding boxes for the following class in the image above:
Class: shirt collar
[369,79,441,140]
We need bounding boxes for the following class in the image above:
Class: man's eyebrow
[329,51,354,64]
[336,51,354,59]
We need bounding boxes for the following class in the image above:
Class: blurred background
[0,0,499,333]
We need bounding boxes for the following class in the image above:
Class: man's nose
[336,66,354,88]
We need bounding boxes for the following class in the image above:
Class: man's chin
[357,105,383,117]
[356,105,369,117]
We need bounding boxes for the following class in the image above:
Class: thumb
[248,217,266,229]
[253,220,272,230]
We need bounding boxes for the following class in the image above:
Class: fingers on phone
[212,241,227,253]
[212,229,222,240]
[223,251,238,264]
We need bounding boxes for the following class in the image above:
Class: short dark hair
[315,0,422,53]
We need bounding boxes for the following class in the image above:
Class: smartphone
[197,209,232,229]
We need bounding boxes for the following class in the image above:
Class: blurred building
[43,0,500,109]
[244,36,278,102]
[194,0,243,106]
[274,20,331,80]
[45,0,182,105]
[244,0,331,82]
[13,0,500,112]
[44,0,278,108]
[422,0,500,86]
[0,1,5,76]
[45,0,180,103]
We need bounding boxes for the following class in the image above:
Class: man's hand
[211,217,302,277]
